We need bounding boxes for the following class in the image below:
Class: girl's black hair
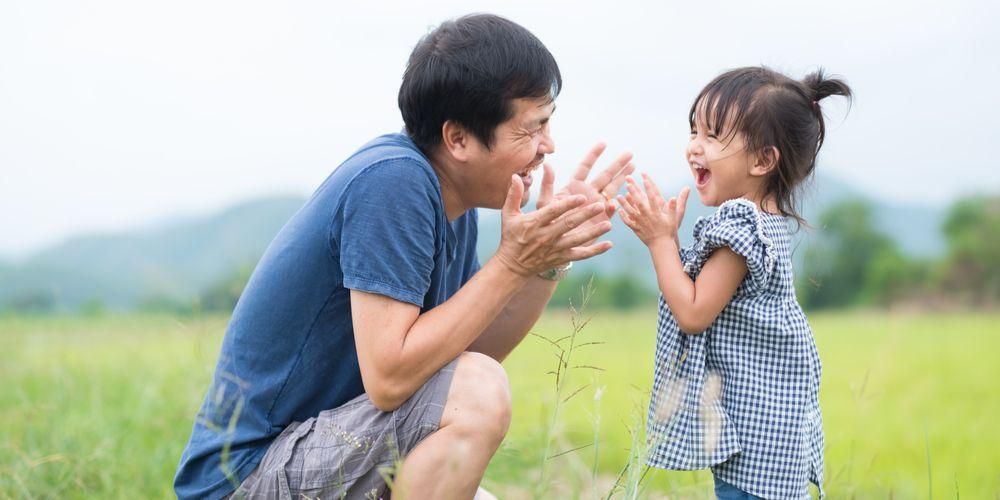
[689,66,852,224]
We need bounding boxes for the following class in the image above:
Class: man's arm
[466,275,557,361]
[469,145,635,361]
[352,258,531,411]
[352,179,610,412]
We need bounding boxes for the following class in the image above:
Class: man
[174,13,633,499]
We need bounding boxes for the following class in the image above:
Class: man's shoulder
[333,133,438,191]
[352,133,432,170]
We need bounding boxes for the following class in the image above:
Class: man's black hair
[398,14,562,154]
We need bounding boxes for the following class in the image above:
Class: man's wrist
[537,261,573,281]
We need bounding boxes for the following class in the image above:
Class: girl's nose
[686,137,704,157]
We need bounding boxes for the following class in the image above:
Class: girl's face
[686,110,762,207]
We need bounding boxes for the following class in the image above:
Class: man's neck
[428,148,469,221]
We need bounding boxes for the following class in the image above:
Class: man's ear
[440,120,473,162]
[750,146,780,177]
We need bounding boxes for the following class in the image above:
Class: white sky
[1,0,998,257]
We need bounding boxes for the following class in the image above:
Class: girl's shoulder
[687,198,787,293]
[693,197,757,228]
[692,198,779,247]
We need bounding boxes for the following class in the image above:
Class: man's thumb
[503,174,523,216]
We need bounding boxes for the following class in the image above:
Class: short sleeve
[686,199,776,294]
[338,159,440,306]
[458,209,481,283]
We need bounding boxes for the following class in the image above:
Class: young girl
[618,67,852,499]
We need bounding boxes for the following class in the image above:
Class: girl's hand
[617,173,690,247]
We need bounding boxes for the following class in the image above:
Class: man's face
[467,97,556,209]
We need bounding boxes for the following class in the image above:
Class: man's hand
[618,174,691,248]
[536,143,635,223]
[493,172,613,277]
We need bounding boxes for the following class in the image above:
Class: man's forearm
[356,257,532,409]
[467,274,559,361]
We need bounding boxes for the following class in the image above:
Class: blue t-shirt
[174,133,481,500]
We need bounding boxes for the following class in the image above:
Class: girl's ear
[440,120,473,162]
[750,146,780,177]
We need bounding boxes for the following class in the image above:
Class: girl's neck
[758,196,780,215]
[718,194,780,216]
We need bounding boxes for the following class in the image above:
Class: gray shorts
[229,359,457,500]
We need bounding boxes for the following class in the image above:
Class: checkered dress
[646,199,824,499]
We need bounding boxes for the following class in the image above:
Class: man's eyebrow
[528,104,556,127]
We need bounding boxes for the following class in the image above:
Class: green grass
[2,310,998,498]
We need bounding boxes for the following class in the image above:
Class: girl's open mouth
[696,168,711,188]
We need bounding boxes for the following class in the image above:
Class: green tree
[200,265,254,312]
[3,290,57,314]
[861,248,929,306]
[549,271,655,310]
[939,195,1000,305]
[798,200,911,309]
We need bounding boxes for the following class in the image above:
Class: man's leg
[394,351,512,500]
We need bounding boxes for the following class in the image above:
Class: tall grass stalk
[532,278,605,497]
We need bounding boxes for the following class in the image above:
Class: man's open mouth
[518,160,543,177]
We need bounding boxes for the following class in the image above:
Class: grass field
[1,309,998,498]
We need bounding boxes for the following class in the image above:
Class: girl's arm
[646,238,746,335]
[619,174,747,335]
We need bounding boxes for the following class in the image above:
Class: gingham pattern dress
[646,199,824,499]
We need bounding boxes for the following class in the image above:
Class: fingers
[534,194,591,226]
[536,163,556,209]
[641,173,665,205]
[502,174,524,217]
[676,186,691,222]
[616,196,638,227]
[625,176,650,210]
[555,219,613,249]
[601,162,636,200]
[543,201,607,238]
[604,200,617,219]
[563,241,614,261]
[590,152,634,193]
[616,194,638,216]
[571,143,607,181]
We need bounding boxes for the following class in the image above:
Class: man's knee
[442,352,512,443]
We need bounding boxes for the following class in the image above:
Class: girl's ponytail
[801,69,853,153]
[803,69,853,102]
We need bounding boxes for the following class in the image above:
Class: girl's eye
[707,132,718,140]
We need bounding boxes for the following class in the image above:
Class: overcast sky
[1,0,998,257]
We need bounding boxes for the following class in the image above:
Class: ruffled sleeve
[684,199,777,294]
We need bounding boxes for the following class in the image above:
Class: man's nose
[539,130,555,155]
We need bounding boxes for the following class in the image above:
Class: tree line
[4,195,994,315]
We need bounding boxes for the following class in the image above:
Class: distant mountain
[0,196,306,312]
[0,173,947,312]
